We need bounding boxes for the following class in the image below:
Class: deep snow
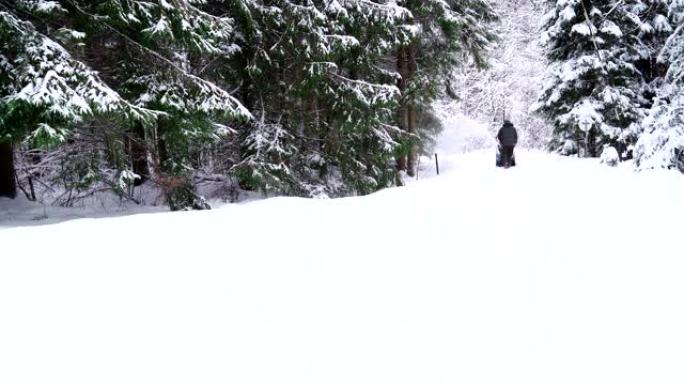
[2,123,684,385]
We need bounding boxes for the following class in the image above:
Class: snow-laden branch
[61,0,251,120]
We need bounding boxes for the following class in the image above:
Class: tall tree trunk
[127,122,149,186]
[396,45,409,172]
[585,127,597,158]
[406,42,419,177]
[238,45,256,112]
[407,100,418,177]
[156,121,208,211]
[0,141,17,199]
[156,126,183,211]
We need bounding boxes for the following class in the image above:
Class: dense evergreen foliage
[537,0,683,165]
[3,0,681,208]
[0,0,496,206]
[635,0,684,171]
[536,0,669,157]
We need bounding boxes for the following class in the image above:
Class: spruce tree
[228,1,412,196]
[0,3,153,199]
[536,0,672,158]
[0,1,251,208]
[85,0,251,209]
[635,0,684,172]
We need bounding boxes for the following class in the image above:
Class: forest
[1,0,682,210]
[3,4,684,382]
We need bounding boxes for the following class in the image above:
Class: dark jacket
[497,122,518,146]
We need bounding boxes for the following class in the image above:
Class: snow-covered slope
[2,132,684,385]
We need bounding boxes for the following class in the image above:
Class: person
[497,120,518,168]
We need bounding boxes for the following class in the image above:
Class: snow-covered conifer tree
[1,1,252,208]
[536,0,672,158]
[635,0,684,172]
[86,0,251,209]
[0,3,153,199]
[229,1,413,196]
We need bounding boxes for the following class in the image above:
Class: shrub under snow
[600,146,620,167]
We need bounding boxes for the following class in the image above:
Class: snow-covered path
[1,149,684,385]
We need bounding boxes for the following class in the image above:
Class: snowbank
[0,195,165,229]
[2,150,684,385]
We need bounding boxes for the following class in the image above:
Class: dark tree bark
[156,121,209,211]
[396,42,419,177]
[396,45,409,173]
[126,122,150,186]
[585,127,597,158]
[406,42,419,177]
[0,142,17,199]
[238,46,256,112]
[407,99,418,177]
[157,128,183,211]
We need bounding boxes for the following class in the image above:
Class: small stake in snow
[435,153,440,175]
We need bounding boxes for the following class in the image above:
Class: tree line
[0,0,496,208]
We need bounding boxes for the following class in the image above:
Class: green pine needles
[0,0,497,206]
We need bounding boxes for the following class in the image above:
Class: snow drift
[1,149,684,385]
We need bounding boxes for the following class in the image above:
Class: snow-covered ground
[2,123,684,385]
[0,195,165,228]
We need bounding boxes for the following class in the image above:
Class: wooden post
[435,153,440,175]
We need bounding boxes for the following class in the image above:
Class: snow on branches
[0,11,154,146]
[537,0,672,157]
